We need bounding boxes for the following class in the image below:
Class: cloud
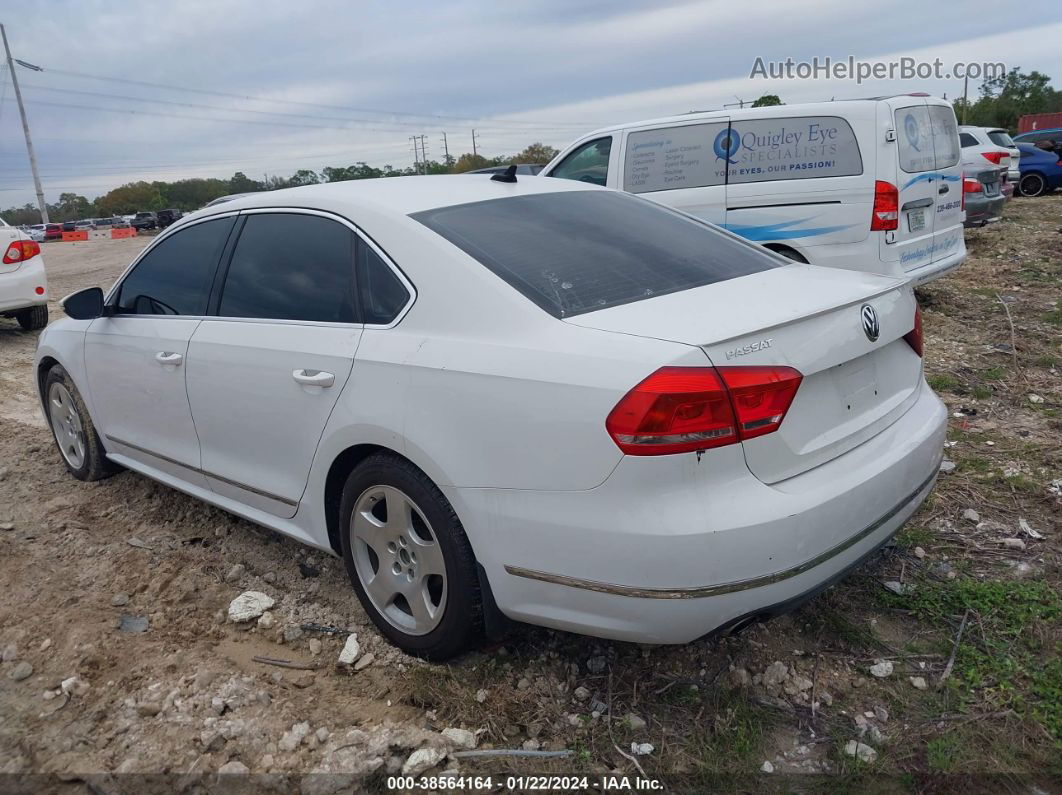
[0,0,1059,206]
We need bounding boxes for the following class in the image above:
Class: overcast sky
[1,0,1060,206]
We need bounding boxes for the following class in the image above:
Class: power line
[33,64,601,130]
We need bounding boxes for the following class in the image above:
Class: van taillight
[2,240,40,264]
[606,366,802,455]
[904,305,924,357]
[870,181,898,231]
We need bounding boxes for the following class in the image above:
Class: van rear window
[412,191,778,318]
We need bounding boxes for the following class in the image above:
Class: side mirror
[62,287,105,320]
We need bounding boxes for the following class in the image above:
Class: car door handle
[292,369,335,388]
[155,351,183,366]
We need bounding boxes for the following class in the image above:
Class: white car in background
[1,217,49,330]
[35,176,946,659]
[959,125,1021,184]
[958,127,1014,194]
[22,224,47,243]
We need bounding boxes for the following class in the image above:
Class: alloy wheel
[48,382,86,469]
[349,485,447,635]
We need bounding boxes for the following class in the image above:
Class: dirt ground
[0,203,1058,793]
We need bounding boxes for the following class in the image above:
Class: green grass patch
[980,367,1006,381]
[971,385,993,400]
[926,373,960,392]
[896,525,934,550]
[883,578,1061,739]
[687,690,778,783]
[1045,307,1062,326]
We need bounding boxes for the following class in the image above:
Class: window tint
[549,137,612,186]
[929,106,960,169]
[624,122,727,193]
[413,191,778,319]
[959,132,979,147]
[987,130,1014,148]
[116,217,235,315]
[219,213,356,322]
[356,238,410,324]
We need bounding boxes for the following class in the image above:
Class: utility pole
[1,25,48,223]
[409,136,421,174]
[964,76,970,122]
[471,129,479,157]
[415,135,429,173]
[441,132,450,170]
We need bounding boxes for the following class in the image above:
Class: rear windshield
[988,130,1015,148]
[413,191,778,318]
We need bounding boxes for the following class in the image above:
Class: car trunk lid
[566,264,923,483]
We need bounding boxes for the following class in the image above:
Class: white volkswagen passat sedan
[36,175,946,659]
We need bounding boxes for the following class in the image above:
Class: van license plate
[908,208,926,232]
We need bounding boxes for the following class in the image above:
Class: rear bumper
[963,195,1006,228]
[0,257,49,313]
[454,381,947,643]
[903,247,966,286]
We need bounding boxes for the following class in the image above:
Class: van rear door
[883,98,963,277]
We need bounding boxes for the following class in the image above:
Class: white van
[542,95,966,285]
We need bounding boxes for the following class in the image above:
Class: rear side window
[219,213,357,323]
[988,130,1014,148]
[549,137,612,186]
[356,238,410,324]
[959,132,979,147]
[928,106,960,169]
[726,116,862,184]
[413,191,778,319]
[116,216,235,316]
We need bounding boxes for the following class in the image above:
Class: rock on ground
[844,740,878,763]
[338,634,360,666]
[869,661,893,678]
[227,591,275,622]
[402,747,445,776]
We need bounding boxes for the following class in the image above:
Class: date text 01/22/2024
[385,774,665,791]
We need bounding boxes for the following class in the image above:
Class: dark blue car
[1015,143,1062,197]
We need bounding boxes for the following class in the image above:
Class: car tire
[16,305,48,331]
[339,453,483,660]
[43,365,119,482]
[1019,173,1046,197]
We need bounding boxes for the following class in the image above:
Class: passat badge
[860,304,879,342]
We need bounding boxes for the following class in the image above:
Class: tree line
[0,142,559,226]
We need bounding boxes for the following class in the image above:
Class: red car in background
[44,224,63,241]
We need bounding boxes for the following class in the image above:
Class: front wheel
[1018,173,1046,197]
[43,365,119,481]
[339,453,483,660]
[16,305,48,331]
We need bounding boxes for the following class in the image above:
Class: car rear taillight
[963,177,983,193]
[606,365,802,455]
[718,366,803,440]
[3,240,40,264]
[981,151,1004,165]
[903,304,923,357]
[870,180,898,231]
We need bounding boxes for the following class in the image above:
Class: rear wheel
[16,305,48,331]
[339,453,482,660]
[43,365,119,481]
[1018,172,1046,197]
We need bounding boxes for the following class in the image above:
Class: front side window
[413,191,778,319]
[548,137,612,186]
[116,216,235,315]
[218,213,357,323]
[356,238,409,325]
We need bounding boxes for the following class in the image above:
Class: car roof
[194,174,596,218]
[1016,128,1062,136]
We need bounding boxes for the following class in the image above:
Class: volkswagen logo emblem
[861,304,880,342]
